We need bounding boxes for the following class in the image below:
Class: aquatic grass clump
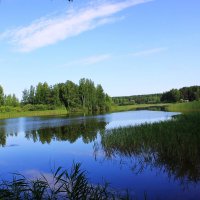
[101,113,200,183]
[0,163,127,200]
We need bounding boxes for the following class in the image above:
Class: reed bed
[102,113,200,182]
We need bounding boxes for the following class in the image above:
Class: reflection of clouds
[5,144,19,147]
[23,169,54,185]
[65,150,95,157]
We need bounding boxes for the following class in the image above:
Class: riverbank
[166,101,200,113]
[0,101,199,120]
[0,109,68,120]
[0,103,167,120]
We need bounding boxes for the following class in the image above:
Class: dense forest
[113,86,200,105]
[0,78,112,113]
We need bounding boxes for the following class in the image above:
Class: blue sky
[0,0,200,99]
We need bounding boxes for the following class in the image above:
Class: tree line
[1,84,199,112]
[160,86,200,103]
[112,94,162,105]
[0,86,20,107]
[0,78,112,113]
[112,86,200,105]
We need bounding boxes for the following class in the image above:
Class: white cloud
[131,47,167,57]
[0,0,152,52]
[64,54,111,67]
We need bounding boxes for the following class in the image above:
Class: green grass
[0,103,169,120]
[111,103,168,112]
[111,101,200,113]
[166,101,200,113]
[0,109,68,120]
[0,101,199,120]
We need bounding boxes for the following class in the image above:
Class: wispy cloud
[131,47,167,57]
[64,54,111,67]
[0,0,152,52]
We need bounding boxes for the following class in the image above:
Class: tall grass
[101,113,200,183]
[166,101,200,113]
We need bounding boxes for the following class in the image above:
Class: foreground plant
[0,163,129,200]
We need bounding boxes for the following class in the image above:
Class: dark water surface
[0,110,199,199]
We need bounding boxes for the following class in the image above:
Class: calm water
[0,110,199,199]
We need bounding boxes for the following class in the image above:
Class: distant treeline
[112,86,200,105]
[112,94,162,105]
[161,86,200,103]
[0,78,112,112]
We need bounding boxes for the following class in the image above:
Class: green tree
[96,84,105,111]
[50,84,62,106]
[79,78,87,109]
[59,81,79,111]
[29,85,35,104]
[4,94,19,107]
[85,79,96,112]
[161,89,180,103]
[78,78,97,112]
[105,94,112,111]
[35,82,51,104]
[0,85,4,106]
[21,89,29,105]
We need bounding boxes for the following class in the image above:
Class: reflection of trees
[25,118,107,144]
[0,129,18,147]
[101,114,200,185]
[0,130,6,147]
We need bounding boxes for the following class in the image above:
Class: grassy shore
[0,101,199,120]
[0,109,68,120]
[110,103,168,112]
[0,103,168,120]
[111,101,200,113]
[166,101,200,113]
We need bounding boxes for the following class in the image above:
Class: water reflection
[24,119,107,144]
[0,111,199,199]
[0,116,108,146]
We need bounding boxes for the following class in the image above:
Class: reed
[101,112,200,182]
[166,101,200,113]
[0,163,130,200]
